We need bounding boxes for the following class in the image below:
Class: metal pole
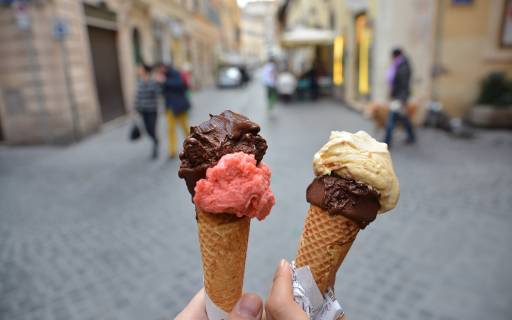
[60,38,80,141]
[432,0,444,102]
[24,14,52,143]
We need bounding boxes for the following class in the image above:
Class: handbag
[129,120,141,141]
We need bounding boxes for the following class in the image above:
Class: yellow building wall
[371,0,436,110]
[437,0,512,116]
[329,0,354,104]
[189,14,220,87]
[241,16,266,61]
[220,0,240,52]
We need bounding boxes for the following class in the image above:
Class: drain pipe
[431,0,444,102]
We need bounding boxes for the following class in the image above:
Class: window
[501,0,512,47]
[132,28,143,64]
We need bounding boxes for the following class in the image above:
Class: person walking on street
[276,69,297,103]
[384,48,416,147]
[262,58,277,109]
[135,64,160,159]
[156,64,191,159]
[306,65,319,101]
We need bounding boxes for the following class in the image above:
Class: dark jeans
[310,83,319,100]
[384,111,415,147]
[139,111,158,145]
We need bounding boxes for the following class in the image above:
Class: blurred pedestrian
[306,65,319,101]
[240,65,250,86]
[384,48,416,147]
[276,69,297,103]
[296,70,310,101]
[181,61,192,91]
[135,64,160,159]
[156,64,191,159]
[262,58,277,109]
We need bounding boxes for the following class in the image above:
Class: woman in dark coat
[384,48,416,147]
[156,64,191,158]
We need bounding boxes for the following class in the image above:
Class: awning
[281,27,336,47]
[218,53,246,66]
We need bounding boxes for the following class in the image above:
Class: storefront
[280,27,336,97]
[354,11,372,100]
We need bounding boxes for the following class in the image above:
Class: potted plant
[468,72,512,128]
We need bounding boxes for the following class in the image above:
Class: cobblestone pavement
[1,82,512,320]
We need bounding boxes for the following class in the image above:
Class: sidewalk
[1,82,512,320]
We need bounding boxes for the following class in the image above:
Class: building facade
[277,0,512,118]
[218,0,241,53]
[357,0,512,117]
[277,0,335,84]
[0,0,223,144]
[430,0,512,116]
[240,0,278,64]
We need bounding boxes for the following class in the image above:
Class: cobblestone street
[1,82,512,320]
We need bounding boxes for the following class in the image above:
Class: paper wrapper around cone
[295,205,359,293]
[196,207,250,313]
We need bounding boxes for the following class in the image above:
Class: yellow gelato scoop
[313,130,399,212]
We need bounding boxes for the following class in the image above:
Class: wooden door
[88,26,125,122]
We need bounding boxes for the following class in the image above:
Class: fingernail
[234,294,262,319]
[278,259,290,272]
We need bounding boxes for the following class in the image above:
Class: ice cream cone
[295,205,359,293]
[196,207,250,312]
[179,112,274,313]
[294,131,399,318]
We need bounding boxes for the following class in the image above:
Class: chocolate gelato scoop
[179,110,268,195]
[306,174,380,228]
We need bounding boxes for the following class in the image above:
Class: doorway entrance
[87,26,125,122]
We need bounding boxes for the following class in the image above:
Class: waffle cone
[196,208,250,312]
[295,205,359,293]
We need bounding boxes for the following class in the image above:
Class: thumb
[229,293,263,320]
[265,260,308,320]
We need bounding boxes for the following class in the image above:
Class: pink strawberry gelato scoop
[193,152,275,220]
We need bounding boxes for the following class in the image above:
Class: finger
[266,259,308,320]
[175,288,208,320]
[229,293,263,320]
[270,259,294,303]
[265,259,291,320]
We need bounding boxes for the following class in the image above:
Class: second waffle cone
[196,208,250,312]
[295,205,359,293]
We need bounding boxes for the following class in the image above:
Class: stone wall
[0,0,222,144]
[0,2,100,144]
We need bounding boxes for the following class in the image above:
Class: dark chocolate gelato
[178,110,267,195]
[306,174,380,228]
